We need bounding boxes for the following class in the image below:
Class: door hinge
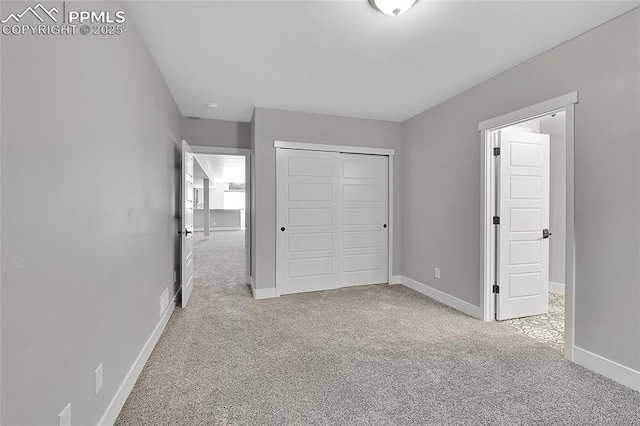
[493,216,500,225]
[492,284,500,294]
[493,147,501,156]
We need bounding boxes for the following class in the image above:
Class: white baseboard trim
[573,346,640,391]
[98,297,176,426]
[401,276,482,319]
[549,281,565,294]
[251,286,278,300]
[194,227,242,232]
[389,275,402,285]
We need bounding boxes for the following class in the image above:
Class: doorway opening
[181,145,251,307]
[496,113,567,353]
[479,93,577,360]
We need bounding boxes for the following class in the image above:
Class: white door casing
[181,140,195,307]
[497,129,550,320]
[276,149,390,295]
[480,93,577,360]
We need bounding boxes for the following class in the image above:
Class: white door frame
[274,140,396,293]
[478,92,578,361]
[191,145,252,286]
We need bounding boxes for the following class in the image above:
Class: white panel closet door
[497,129,550,320]
[340,154,389,286]
[277,149,341,295]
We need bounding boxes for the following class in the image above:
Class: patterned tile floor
[501,292,565,353]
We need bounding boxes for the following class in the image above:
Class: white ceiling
[194,154,245,185]
[127,1,639,123]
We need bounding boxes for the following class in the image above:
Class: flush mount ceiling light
[369,0,418,17]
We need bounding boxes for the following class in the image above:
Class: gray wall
[1,2,182,424]
[401,9,639,370]
[183,117,251,149]
[196,184,228,210]
[194,209,242,230]
[253,108,402,290]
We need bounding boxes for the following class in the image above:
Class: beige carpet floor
[116,230,640,425]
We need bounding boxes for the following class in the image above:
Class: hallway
[116,232,640,425]
[192,230,247,294]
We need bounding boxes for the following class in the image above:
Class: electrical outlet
[159,287,170,318]
[435,268,441,279]
[95,363,104,395]
[59,403,71,426]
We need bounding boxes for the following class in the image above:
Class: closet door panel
[340,154,389,287]
[277,149,341,294]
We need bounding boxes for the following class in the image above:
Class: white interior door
[340,154,389,286]
[181,140,195,307]
[497,128,550,320]
[277,149,341,295]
